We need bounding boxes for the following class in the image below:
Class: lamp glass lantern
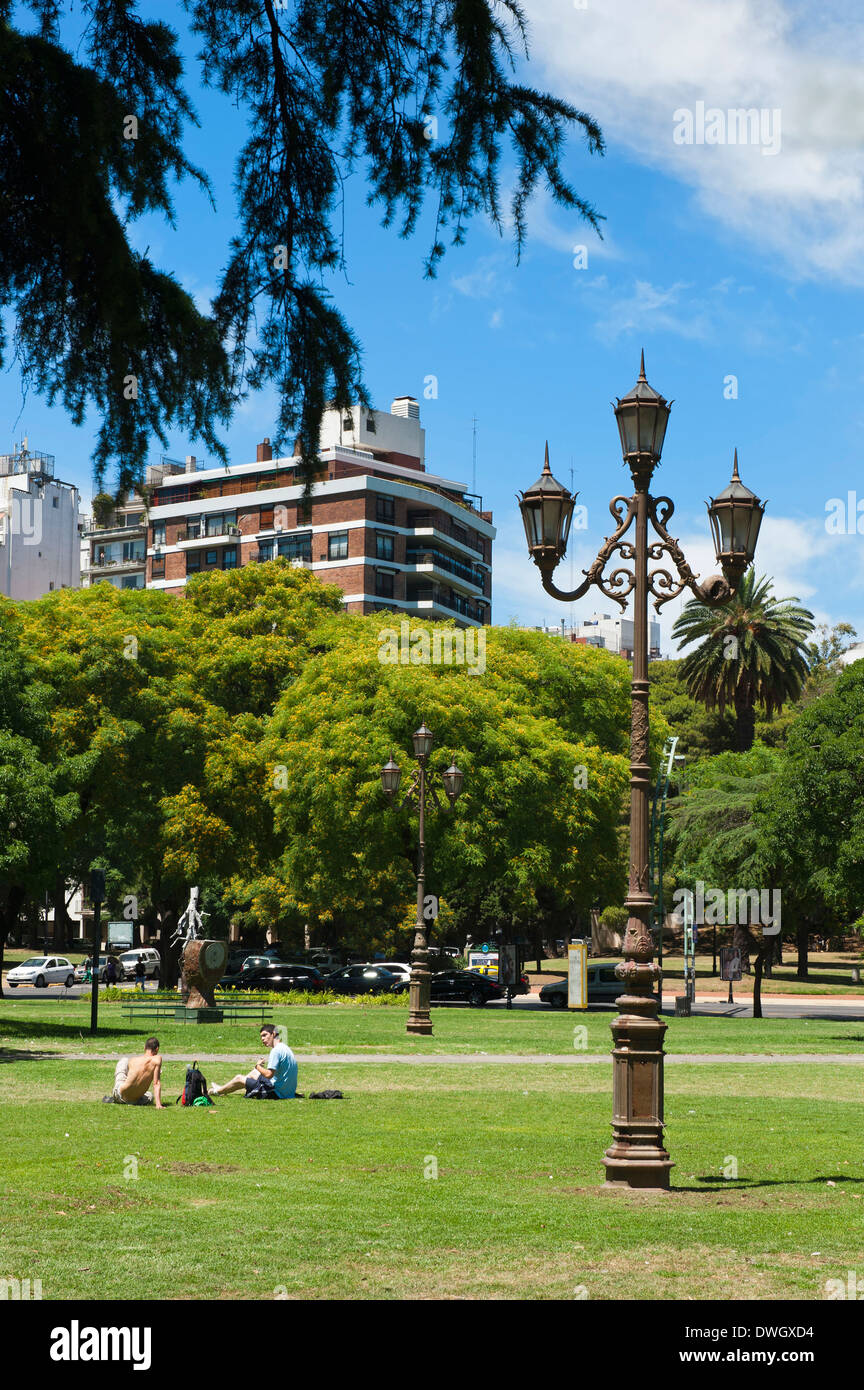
[613,352,672,464]
[381,754,401,798]
[412,723,434,762]
[707,450,765,572]
[517,443,575,565]
[441,758,464,804]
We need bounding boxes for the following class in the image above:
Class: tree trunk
[0,886,26,999]
[752,949,764,1018]
[733,688,756,752]
[796,922,809,980]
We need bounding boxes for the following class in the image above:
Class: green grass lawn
[2,998,864,1057]
[1,1057,862,1300]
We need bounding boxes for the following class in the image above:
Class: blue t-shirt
[267,1041,298,1099]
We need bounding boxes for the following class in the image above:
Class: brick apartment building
[145,397,494,626]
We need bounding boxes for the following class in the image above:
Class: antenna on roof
[472,415,478,495]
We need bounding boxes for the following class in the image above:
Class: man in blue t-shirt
[210,1024,298,1099]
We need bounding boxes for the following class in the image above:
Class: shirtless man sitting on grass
[103,1037,165,1107]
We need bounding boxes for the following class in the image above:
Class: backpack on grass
[177,1061,212,1106]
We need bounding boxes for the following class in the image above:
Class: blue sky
[4,0,864,650]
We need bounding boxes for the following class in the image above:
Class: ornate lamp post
[518,353,764,1188]
[381,725,464,1036]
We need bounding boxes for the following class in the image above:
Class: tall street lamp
[518,353,764,1189]
[381,725,464,1036]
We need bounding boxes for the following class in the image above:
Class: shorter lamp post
[89,868,105,1036]
[381,725,464,1036]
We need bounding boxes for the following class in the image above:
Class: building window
[328,531,349,560]
[206,510,236,537]
[375,570,395,599]
[376,496,395,524]
[152,522,166,547]
[223,545,238,569]
[276,532,311,561]
[366,415,377,433]
[52,496,59,508]
[151,555,166,579]
[204,549,219,567]
[376,532,395,561]
[259,505,274,530]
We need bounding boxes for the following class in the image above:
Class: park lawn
[0,1058,863,1300]
[2,999,864,1057]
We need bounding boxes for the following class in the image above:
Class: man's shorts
[245,1073,277,1098]
[111,1056,153,1105]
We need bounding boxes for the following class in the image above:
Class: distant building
[525,611,662,660]
[144,397,494,627]
[0,442,80,599]
[81,492,148,590]
[838,642,864,667]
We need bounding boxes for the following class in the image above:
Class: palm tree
[672,572,814,752]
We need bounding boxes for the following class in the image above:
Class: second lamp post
[381,725,464,1036]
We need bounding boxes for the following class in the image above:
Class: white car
[118,948,161,981]
[6,956,76,989]
[380,961,412,981]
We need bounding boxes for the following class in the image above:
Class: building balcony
[405,585,488,625]
[405,547,487,592]
[178,523,242,545]
[81,522,147,542]
[408,519,486,558]
[85,556,146,574]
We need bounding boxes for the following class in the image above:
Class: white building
[0,443,81,599]
[528,611,662,660]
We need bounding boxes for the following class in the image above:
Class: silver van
[118,948,161,981]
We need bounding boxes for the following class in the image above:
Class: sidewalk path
[6,1051,864,1065]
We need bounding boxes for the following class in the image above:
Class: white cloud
[528,0,864,282]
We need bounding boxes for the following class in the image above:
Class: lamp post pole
[381,728,464,1037]
[518,353,765,1189]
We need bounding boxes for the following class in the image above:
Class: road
[3,983,864,1021]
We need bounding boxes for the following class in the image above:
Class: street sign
[567,942,588,1010]
[469,950,498,978]
[720,946,743,981]
[499,944,518,987]
[107,921,134,950]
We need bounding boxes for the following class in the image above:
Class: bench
[121,1001,270,1024]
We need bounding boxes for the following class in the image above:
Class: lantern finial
[639,348,646,380]
[732,447,740,480]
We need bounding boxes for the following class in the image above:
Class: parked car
[220,964,325,992]
[389,968,505,1008]
[381,961,412,982]
[539,964,623,1009]
[72,954,125,984]
[324,964,401,996]
[118,948,161,981]
[6,956,76,989]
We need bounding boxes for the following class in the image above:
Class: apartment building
[145,398,494,626]
[81,492,149,590]
[527,612,662,660]
[0,442,80,599]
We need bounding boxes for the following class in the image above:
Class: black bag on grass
[309,1090,344,1100]
[177,1061,211,1106]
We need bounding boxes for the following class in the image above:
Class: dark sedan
[390,968,505,1007]
[220,963,324,992]
[323,964,401,995]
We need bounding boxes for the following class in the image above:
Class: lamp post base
[602,975,672,1191]
[406,968,433,1037]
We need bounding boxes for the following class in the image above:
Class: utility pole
[89,868,105,1035]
